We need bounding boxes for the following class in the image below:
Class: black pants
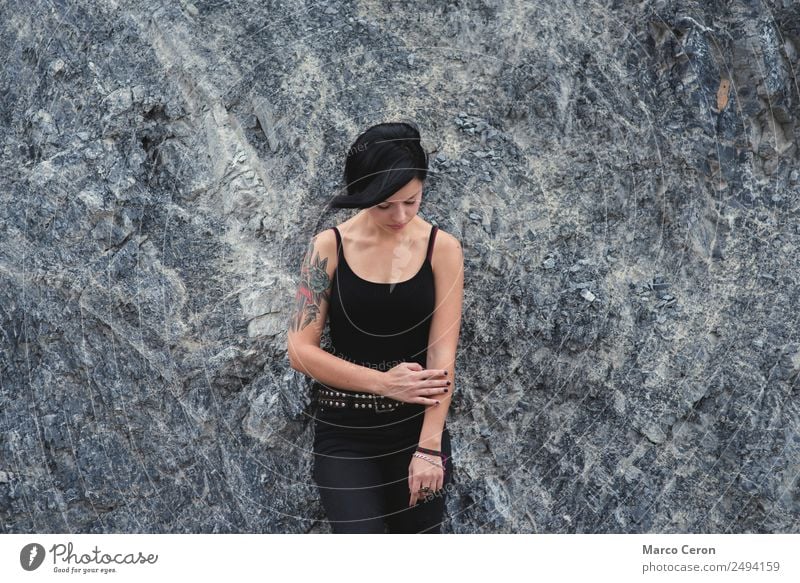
[312,403,454,533]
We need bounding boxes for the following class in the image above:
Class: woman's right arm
[286,229,387,395]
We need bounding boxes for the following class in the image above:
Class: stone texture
[0,0,798,533]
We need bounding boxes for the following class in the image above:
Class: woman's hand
[380,362,449,405]
[408,454,445,507]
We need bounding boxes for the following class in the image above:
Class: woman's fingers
[409,474,420,507]
[419,369,448,380]
[415,397,440,406]
[411,387,446,397]
[409,460,445,507]
[425,377,449,389]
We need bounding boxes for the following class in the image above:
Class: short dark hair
[328,121,428,209]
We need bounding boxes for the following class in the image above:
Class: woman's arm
[418,231,464,449]
[291,345,388,395]
[287,230,387,395]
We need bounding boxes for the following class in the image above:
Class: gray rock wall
[1,0,798,533]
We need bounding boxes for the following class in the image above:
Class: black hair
[327,121,429,209]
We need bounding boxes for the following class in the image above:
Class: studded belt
[313,386,408,413]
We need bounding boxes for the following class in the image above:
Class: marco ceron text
[643,545,716,555]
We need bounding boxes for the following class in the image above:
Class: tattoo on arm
[290,238,332,333]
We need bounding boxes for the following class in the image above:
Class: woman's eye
[377,200,415,209]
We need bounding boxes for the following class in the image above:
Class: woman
[287,121,464,533]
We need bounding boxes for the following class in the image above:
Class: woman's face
[367,177,423,232]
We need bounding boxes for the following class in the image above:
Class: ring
[418,486,432,493]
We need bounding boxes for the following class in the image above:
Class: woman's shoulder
[429,225,464,303]
[430,225,462,253]
[311,226,339,248]
[429,225,462,276]
[305,228,340,276]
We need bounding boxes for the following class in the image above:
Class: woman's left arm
[418,232,464,450]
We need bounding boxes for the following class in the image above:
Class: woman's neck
[350,212,419,245]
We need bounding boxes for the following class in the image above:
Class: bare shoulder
[312,226,337,251]
[433,227,463,254]
[431,227,463,268]
[305,227,339,277]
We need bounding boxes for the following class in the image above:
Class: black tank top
[324,224,439,384]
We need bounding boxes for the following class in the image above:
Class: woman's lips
[389,223,405,229]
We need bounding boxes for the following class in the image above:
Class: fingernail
[444,388,448,392]
[446,381,451,385]
[436,400,440,404]
[443,371,448,375]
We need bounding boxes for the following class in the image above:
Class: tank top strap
[426,225,439,262]
[331,226,342,254]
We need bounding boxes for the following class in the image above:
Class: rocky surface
[1,0,798,533]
